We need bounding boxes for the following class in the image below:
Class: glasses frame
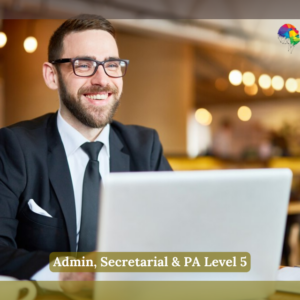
[50,58,130,78]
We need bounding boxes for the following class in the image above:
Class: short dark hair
[48,14,115,62]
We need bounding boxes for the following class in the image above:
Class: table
[35,291,300,300]
[271,292,300,300]
[34,285,300,300]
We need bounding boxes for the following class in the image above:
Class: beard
[57,74,120,128]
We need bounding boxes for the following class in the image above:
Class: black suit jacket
[0,113,172,279]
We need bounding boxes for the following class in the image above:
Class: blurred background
[0,0,300,265]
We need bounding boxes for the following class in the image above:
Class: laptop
[94,169,292,300]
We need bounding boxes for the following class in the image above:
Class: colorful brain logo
[278,24,300,53]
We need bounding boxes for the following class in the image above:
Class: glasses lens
[104,60,127,77]
[74,60,96,76]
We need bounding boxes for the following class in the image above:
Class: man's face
[57,30,123,128]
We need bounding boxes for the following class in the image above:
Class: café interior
[0,2,300,266]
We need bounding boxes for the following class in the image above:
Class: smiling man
[45,28,123,140]
[0,15,171,282]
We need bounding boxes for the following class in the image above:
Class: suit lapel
[46,118,129,251]
[109,126,130,172]
[46,114,77,252]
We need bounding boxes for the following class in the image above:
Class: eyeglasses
[50,58,129,78]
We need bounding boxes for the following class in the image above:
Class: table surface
[35,291,300,300]
[271,291,300,300]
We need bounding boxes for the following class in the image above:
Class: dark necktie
[78,141,103,252]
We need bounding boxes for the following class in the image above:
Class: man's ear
[43,62,59,90]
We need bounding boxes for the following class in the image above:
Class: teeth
[86,94,108,100]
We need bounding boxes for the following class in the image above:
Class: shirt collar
[57,110,110,158]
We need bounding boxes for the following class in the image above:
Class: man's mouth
[85,93,110,100]
[84,92,111,100]
[79,85,118,104]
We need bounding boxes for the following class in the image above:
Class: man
[0,15,171,281]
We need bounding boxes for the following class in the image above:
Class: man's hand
[58,252,97,296]
[59,272,94,295]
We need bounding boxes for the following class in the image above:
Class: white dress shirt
[57,110,110,243]
[32,111,110,282]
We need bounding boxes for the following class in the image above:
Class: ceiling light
[229,70,242,86]
[0,32,7,48]
[285,78,297,93]
[24,36,38,53]
[242,72,255,86]
[258,74,271,89]
[262,87,274,96]
[244,83,258,96]
[271,76,284,91]
[296,79,300,93]
[237,106,252,122]
[195,108,212,126]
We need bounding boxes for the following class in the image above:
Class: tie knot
[81,141,103,161]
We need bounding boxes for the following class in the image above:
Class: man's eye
[75,64,90,69]
[106,62,119,69]
[74,61,93,69]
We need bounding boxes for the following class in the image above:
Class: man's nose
[90,65,109,86]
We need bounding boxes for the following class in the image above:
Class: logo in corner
[278,24,300,53]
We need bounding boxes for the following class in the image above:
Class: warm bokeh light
[215,78,228,91]
[271,75,284,91]
[244,83,258,96]
[195,108,212,126]
[285,78,297,93]
[24,36,38,53]
[258,74,271,89]
[296,79,300,93]
[262,87,274,96]
[242,72,255,86]
[237,106,252,122]
[0,32,7,48]
[229,70,242,86]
